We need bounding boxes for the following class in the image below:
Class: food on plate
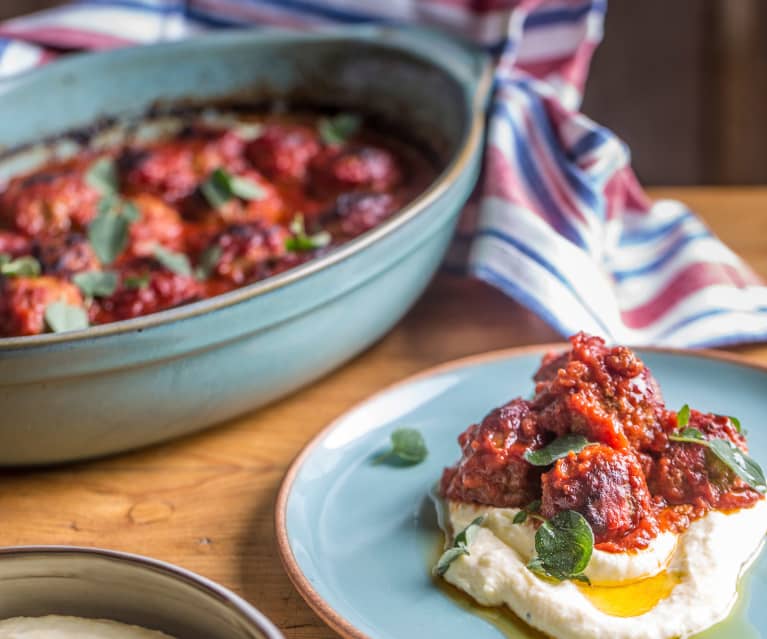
[434,332,767,639]
[0,615,173,638]
[0,112,435,336]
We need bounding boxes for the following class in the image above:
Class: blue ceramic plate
[276,345,767,639]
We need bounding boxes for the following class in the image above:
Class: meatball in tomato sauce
[0,111,435,337]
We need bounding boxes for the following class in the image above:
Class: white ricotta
[441,498,767,639]
[0,615,175,639]
[448,502,678,585]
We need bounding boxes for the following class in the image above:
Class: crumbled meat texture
[309,145,402,197]
[122,193,186,259]
[531,332,666,452]
[89,264,202,324]
[648,409,760,510]
[197,222,289,288]
[121,128,246,202]
[0,230,32,257]
[441,398,546,508]
[0,159,100,236]
[0,276,83,336]
[334,192,400,237]
[246,124,321,182]
[33,233,101,276]
[541,445,658,546]
[441,331,763,552]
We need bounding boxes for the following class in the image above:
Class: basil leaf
[73,270,118,298]
[44,301,89,333]
[729,416,742,433]
[669,427,766,493]
[524,434,591,466]
[669,427,706,443]
[433,516,485,577]
[195,245,222,281]
[85,157,119,196]
[153,245,192,277]
[0,255,41,278]
[677,404,691,428]
[229,174,266,200]
[513,510,528,524]
[513,499,542,524]
[88,195,137,264]
[124,273,151,290]
[0,252,11,266]
[318,113,361,145]
[376,427,428,465]
[527,510,593,583]
[201,168,265,209]
[433,546,469,577]
[708,439,766,493]
[285,214,331,252]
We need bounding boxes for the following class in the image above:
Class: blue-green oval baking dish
[0,27,492,465]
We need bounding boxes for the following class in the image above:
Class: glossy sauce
[0,111,437,337]
[431,535,760,638]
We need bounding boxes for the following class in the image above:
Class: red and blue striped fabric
[2,0,766,347]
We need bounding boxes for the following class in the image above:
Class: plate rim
[274,343,767,639]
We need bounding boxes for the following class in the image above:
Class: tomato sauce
[0,112,436,337]
[441,332,763,552]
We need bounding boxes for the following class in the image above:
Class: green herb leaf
[124,273,151,290]
[88,195,138,265]
[0,255,41,278]
[729,416,742,433]
[44,301,89,333]
[527,510,593,584]
[200,168,265,209]
[669,427,766,493]
[85,157,119,196]
[524,434,591,466]
[513,499,542,524]
[709,439,766,493]
[677,404,691,428]
[73,270,118,298]
[195,244,222,281]
[285,214,331,252]
[670,427,706,443]
[375,427,428,465]
[513,510,528,524]
[152,245,192,277]
[433,516,485,577]
[318,113,361,145]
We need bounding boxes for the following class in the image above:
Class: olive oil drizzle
[428,503,762,638]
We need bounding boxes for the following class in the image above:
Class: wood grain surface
[1,187,766,638]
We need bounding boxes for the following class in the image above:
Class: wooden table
[1,187,766,638]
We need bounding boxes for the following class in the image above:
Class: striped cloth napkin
[2,0,766,347]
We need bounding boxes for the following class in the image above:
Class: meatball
[441,398,545,508]
[309,145,402,197]
[197,222,289,288]
[0,159,100,236]
[0,230,31,257]
[334,192,400,237]
[246,124,321,182]
[122,193,185,259]
[0,276,83,336]
[648,410,760,510]
[89,262,203,324]
[33,233,101,276]
[532,332,666,452]
[541,445,656,546]
[120,128,246,202]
